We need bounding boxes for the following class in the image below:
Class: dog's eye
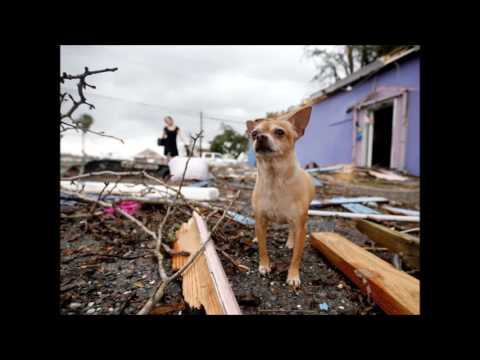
[274,128,284,136]
[251,130,258,138]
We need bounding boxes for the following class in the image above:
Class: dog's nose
[257,134,267,142]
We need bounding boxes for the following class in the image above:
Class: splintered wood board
[311,232,420,315]
[356,220,419,270]
[193,212,242,314]
[172,213,241,315]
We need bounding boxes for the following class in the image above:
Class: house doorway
[352,87,409,171]
[371,104,393,168]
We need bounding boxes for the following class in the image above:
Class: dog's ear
[287,106,312,139]
[246,120,255,134]
[246,118,265,134]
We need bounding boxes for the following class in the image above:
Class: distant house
[248,46,420,176]
[134,148,166,163]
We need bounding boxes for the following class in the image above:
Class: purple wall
[296,55,420,176]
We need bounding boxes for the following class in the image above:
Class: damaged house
[249,46,420,176]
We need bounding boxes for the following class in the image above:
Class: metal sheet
[341,203,381,214]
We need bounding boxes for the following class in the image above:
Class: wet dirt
[60,168,419,315]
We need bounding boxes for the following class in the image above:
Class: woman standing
[160,116,189,160]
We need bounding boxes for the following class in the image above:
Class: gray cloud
[60,45,322,157]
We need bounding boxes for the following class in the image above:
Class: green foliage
[76,114,94,133]
[210,125,249,158]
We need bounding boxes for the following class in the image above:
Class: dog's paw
[258,263,271,275]
[286,273,301,288]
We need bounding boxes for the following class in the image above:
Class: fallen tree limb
[60,189,180,256]
[61,211,103,219]
[62,251,148,264]
[308,210,419,222]
[215,246,250,272]
[311,232,420,315]
[60,66,123,143]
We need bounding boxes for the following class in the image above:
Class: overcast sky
[60,45,328,158]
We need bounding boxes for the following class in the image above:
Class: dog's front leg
[287,215,307,288]
[255,214,271,275]
[286,225,295,249]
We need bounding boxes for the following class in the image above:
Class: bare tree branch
[60,189,184,256]
[60,66,124,143]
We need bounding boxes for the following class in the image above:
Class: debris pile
[60,161,420,315]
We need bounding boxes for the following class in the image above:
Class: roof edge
[307,46,420,105]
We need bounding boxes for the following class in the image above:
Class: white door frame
[352,88,409,170]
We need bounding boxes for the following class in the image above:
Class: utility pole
[200,111,203,156]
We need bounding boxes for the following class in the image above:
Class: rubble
[60,162,420,315]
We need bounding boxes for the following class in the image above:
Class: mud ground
[60,167,419,315]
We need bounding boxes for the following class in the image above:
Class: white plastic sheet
[169,157,210,181]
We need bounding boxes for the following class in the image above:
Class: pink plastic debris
[104,200,141,216]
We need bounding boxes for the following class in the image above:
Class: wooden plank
[172,217,223,314]
[401,227,420,234]
[193,211,242,315]
[310,196,388,208]
[382,205,420,217]
[310,232,420,315]
[308,210,419,222]
[355,220,419,269]
[341,203,381,215]
[172,214,242,315]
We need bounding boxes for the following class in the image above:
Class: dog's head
[246,106,312,157]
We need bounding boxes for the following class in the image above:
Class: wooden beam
[401,227,420,234]
[172,213,242,315]
[310,232,420,315]
[308,210,419,222]
[356,220,419,269]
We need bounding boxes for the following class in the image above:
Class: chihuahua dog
[246,107,315,288]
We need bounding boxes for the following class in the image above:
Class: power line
[60,86,247,125]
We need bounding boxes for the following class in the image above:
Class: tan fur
[247,107,315,288]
